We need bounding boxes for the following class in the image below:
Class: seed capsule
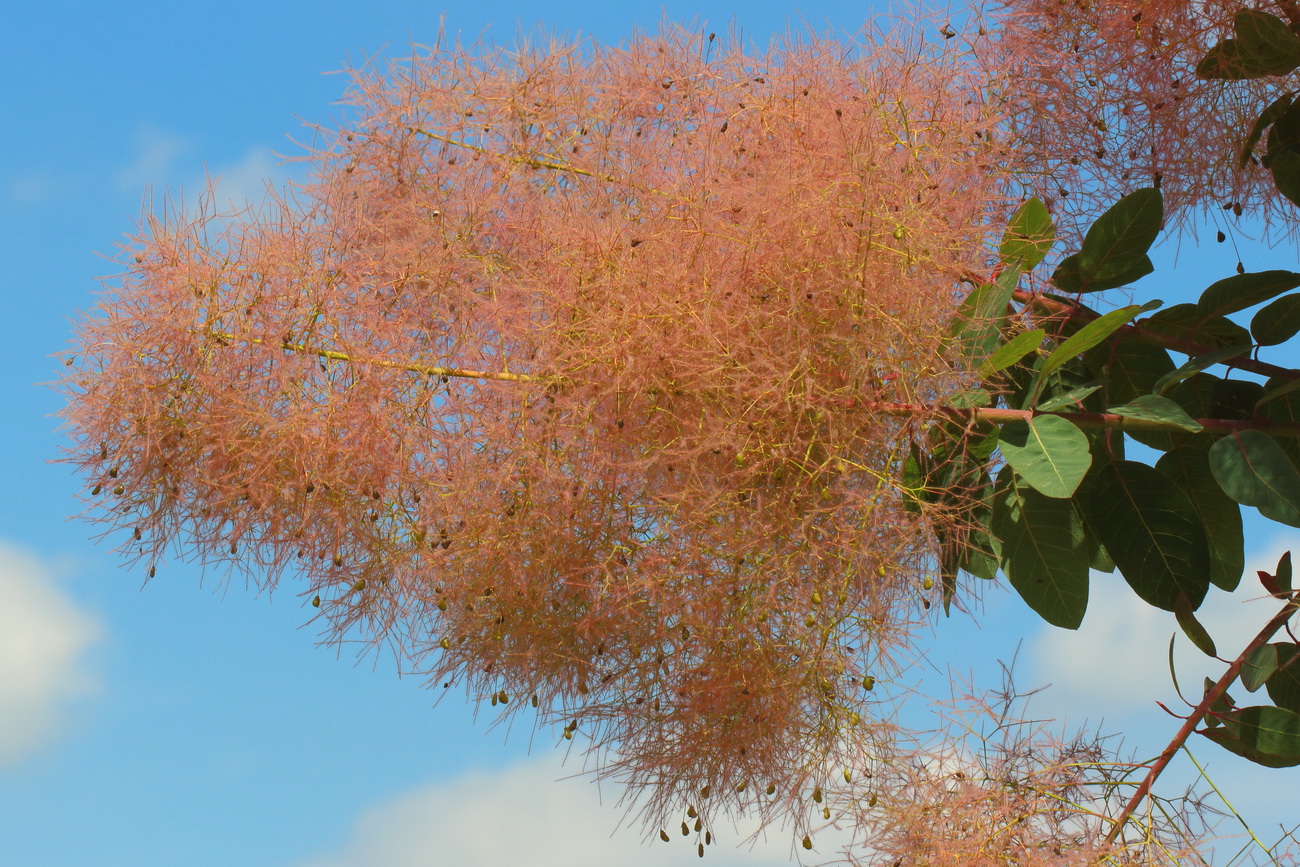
[311,595,321,608]
[813,786,823,803]
[681,822,690,836]
[697,843,704,858]
[802,835,813,850]
[660,830,670,842]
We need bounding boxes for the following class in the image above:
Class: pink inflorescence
[988,0,1293,235]
[63,27,1013,834]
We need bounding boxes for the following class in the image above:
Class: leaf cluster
[934,181,1300,773]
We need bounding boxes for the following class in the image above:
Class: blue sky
[3,1,1299,865]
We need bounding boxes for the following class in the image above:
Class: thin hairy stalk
[1180,747,1281,866]
[196,330,1300,438]
[1102,591,1300,849]
[202,329,544,382]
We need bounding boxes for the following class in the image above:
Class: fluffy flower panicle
[62,27,1012,833]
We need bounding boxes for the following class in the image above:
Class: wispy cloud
[197,147,289,212]
[0,541,103,767]
[5,171,76,205]
[114,126,189,193]
[293,754,805,867]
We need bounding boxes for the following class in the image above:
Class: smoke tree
[59,2,1300,863]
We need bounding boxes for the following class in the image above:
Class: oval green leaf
[978,328,1045,377]
[1080,459,1211,611]
[1051,189,1163,294]
[998,415,1092,498]
[1175,592,1217,657]
[1141,302,1252,349]
[1266,644,1300,713]
[1221,704,1300,759]
[1155,447,1245,591]
[992,473,1090,629]
[1242,644,1280,692]
[1107,394,1205,432]
[1040,304,1149,380]
[1196,270,1300,319]
[1209,430,1300,526]
[1251,293,1300,345]
[1000,198,1055,269]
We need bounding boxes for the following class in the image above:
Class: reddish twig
[1100,590,1300,850]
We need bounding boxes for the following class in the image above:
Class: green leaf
[1155,447,1245,591]
[1080,459,1211,611]
[953,267,1020,361]
[1221,705,1300,759]
[1107,394,1205,432]
[1040,304,1149,380]
[1271,148,1300,206]
[1242,93,1294,166]
[1200,721,1300,767]
[1237,10,1300,74]
[1260,375,1300,469]
[1175,592,1217,657]
[949,388,992,409]
[1036,383,1102,412]
[1266,644,1300,713]
[1087,531,1116,573]
[1209,430,1300,526]
[1141,302,1252,349]
[1242,644,1280,692]
[1132,374,1217,452]
[992,473,1090,629]
[998,416,1092,498]
[1198,11,1300,79]
[1152,343,1253,394]
[1214,378,1266,419]
[1090,338,1175,407]
[978,328,1045,377]
[1051,189,1163,293]
[1251,293,1300,345]
[1197,271,1300,319]
[1000,198,1055,268]
[1197,39,1250,79]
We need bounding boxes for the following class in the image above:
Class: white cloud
[5,172,75,205]
[294,754,809,867]
[198,147,288,213]
[115,126,189,192]
[1029,534,1300,722]
[0,541,103,766]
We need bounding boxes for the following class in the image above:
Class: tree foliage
[59,2,1300,864]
